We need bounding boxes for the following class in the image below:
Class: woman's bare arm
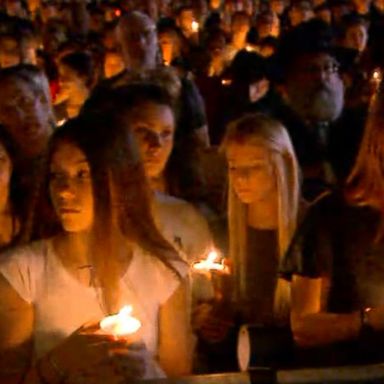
[158,279,195,376]
[0,274,33,383]
[290,275,363,348]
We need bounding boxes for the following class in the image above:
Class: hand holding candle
[98,306,148,380]
[193,250,232,302]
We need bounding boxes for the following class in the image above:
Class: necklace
[77,264,109,314]
[76,264,95,288]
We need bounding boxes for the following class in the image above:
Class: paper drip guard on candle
[237,324,293,371]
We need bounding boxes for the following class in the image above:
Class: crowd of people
[0,0,384,382]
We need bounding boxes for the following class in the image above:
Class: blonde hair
[221,113,300,322]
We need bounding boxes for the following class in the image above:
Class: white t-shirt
[152,192,213,263]
[152,193,215,302]
[0,239,187,377]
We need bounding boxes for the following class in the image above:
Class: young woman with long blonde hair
[222,112,300,324]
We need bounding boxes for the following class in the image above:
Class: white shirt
[153,192,213,263]
[0,239,187,377]
[153,193,215,302]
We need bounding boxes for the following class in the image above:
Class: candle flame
[373,69,382,81]
[221,78,232,86]
[193,250,228,272]
[192,21,199,32]
[100,305,141,337]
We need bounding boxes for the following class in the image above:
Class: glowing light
[57,119,66,127]
[100,305,141,337]
[372,68,382,86]
[193,250,229,272]
[191,21,199,33]
[221,78,232,86]
[245,44,257,52]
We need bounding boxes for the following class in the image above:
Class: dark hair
[0,124,26,246]
[338,13,369,39]
[83,82,206,202]
[228,50,269,83]
[82,81,176,118]
[176,5,194,16]
[0,64,55,137]
[0,16,37,64]
[59,51,96,89]
[231,10,251,25]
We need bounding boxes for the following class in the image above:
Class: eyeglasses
[301,61,340,76]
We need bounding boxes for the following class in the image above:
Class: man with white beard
[274,19,365,200]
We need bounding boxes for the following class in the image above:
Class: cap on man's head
[227,50,269,83]
[277,18,336,75]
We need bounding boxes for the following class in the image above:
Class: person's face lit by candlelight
[231,12,251,36]
[0,75,53,159]
[271,0,286,15]
[158,30,181,65]
[344,23,368,53]
[0,37,20,69]
[285,52,344,123]
[289,1,314,27]
[117,11,158,71]
[209,0,222,10]
[226,142,277,204]
[177,8,196,37]
[104,50,125,78]
[128,102,175,179]
[49,140,94,232]
[58,63,87,102]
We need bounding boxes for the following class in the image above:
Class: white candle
[100,305,141,338]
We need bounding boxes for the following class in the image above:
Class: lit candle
[191,20,199,33]
[245,44,257,52]
[193,250,229,273]
[100,305,141,338]
[193,250,232,303]
[221,78,233,86]
[372,68,382,90]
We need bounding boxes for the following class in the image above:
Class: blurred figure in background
[55,51,97,121]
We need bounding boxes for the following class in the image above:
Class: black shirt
[281,191,384,365]
[241,227,278,325]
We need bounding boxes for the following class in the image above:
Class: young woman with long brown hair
[0,111,191,383]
